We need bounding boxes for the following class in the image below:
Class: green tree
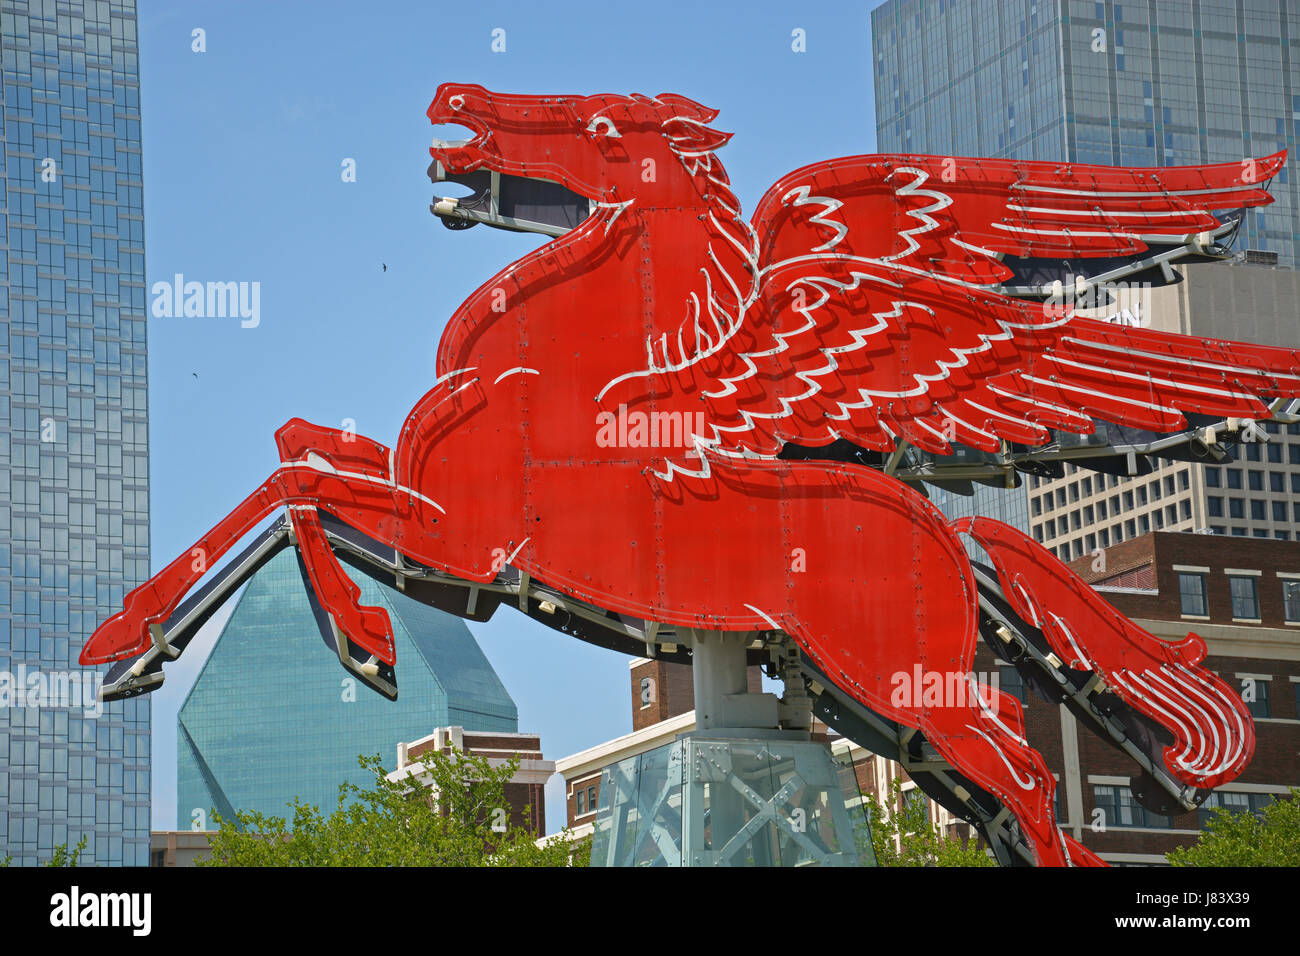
[0,835,87,868]
[856,777,995,867]
[44,835,88,867]
[201,750,587,866]
[1167,788,1300,867]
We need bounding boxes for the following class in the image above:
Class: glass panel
[1229,576,1259,619]
[1283,581,1300,623]
[589,736,865,866]
[1178,573,1207,616]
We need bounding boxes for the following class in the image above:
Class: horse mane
[622,95,759,375]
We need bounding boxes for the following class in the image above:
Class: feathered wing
[659,150,1300,463]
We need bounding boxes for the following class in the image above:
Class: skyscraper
[177,549,519,829]
[872,0,1296,267]
[870,0,1300,557]
[0,1,150,865]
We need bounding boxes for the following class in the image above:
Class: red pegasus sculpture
[83,84,1299,866]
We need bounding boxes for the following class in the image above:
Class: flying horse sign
[84,85,1299,866]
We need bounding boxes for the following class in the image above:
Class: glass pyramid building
[176,548,517,829]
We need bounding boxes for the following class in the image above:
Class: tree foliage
[856,777,995,867]
[1167,788,1300,867]
[0,835,87,868]
[201,751,588,867]
[44,835,88,867]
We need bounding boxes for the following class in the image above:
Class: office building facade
[1,0,149,865]
[177,549,519,829]
[872,0,1297,266]
[872,0,1300,560]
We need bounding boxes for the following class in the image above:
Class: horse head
[427,83,732,209]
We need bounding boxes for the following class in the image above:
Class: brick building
[389,726,554,837]
[858,531,1299,864]
[559,533,1299,865]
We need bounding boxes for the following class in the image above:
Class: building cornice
[1133,618,1300,662]
[554,711,696,777]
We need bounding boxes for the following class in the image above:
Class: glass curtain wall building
[871,0,1298,266]
[177,549,519,830]
[1,0,149,865]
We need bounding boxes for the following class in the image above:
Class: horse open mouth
[428,134,592,238]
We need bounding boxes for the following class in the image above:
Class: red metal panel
[82,83,1298,865]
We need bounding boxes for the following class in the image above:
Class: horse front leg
[275,421,403,666]
[80,464,334,664]
[81,414,410,668]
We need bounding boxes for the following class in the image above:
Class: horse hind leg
[917,679,1081,866]
[958,517,1255,791]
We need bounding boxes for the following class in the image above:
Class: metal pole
[686,629,749,730]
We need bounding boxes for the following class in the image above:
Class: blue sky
[138,0,882,834]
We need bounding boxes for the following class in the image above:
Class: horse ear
[655,93,719,124]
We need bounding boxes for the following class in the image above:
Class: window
[576,788,586,815]
[1245,444,1261,462]
[902,786,930,824]
[1274,501,1287,522]
[1093,785,1172,829]
[1178,573,1208,617]
[1205,468,1221,488]
[587,785,597,813]
[1227,469,1242,489]
[1238,677,1270,719]
[1230,498,1244,519]
[1251,500,1266,521]
[1229,575,1260,620]
[1249,471,1264,491]
[1283,580,1300,624]
[1198,791,1275,828]
[1270,472,1285,493]
[1267,444,1282,463]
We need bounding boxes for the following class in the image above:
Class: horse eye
[586,116,621,138]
